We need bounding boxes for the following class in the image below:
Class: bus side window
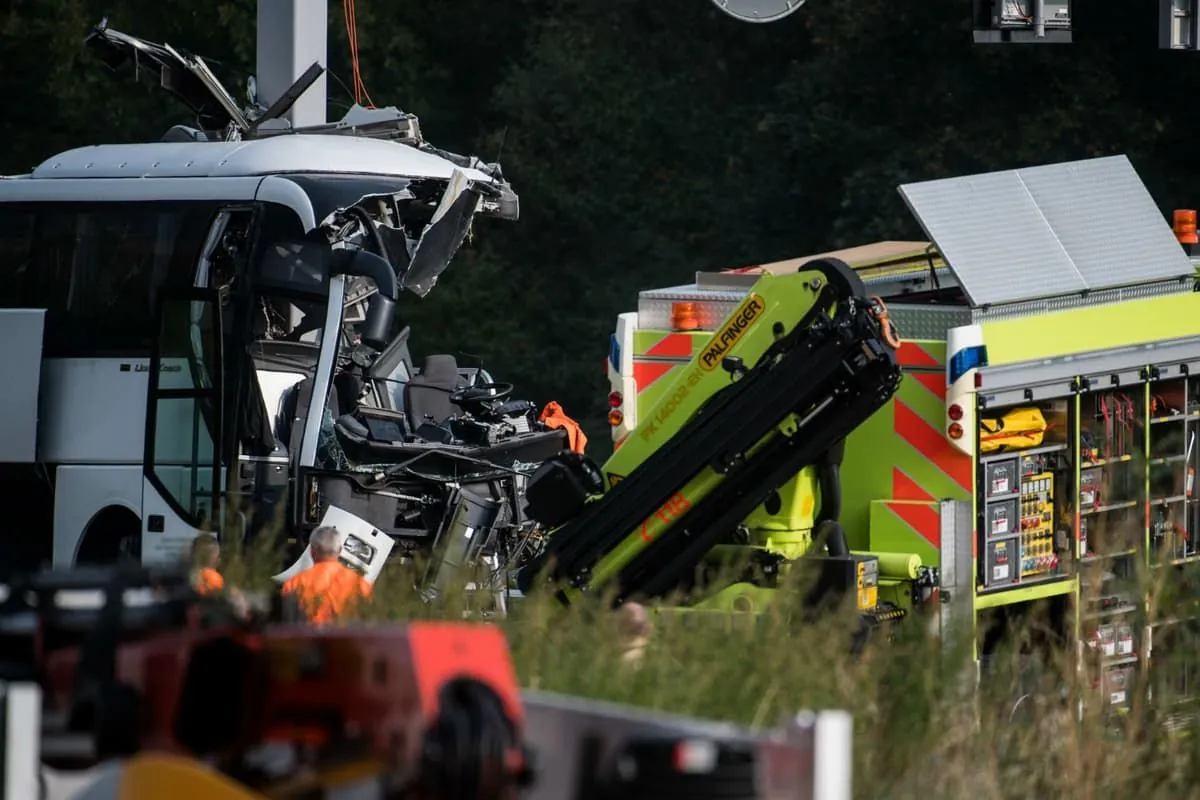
[25,210,78,353]
[77,210,166,351]
[0,209,33,308]
[28,203,215,356]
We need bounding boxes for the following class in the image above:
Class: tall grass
[217,539,1200,800]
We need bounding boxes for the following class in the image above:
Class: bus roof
[28,135,497,183]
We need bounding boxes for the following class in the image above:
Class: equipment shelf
[1150,412,1200,424]
[974,575,1076,609]
[1080,549,1138,564]
[979,442,1068,464]
[976,402,1072,594]
[1082,603,1139,622]
[968,376,1200,721]
[1102,655,1139,668]
[1082,454,1134,468]
[1081,500,1139,515]
[1156,553,1200,567]
[1148,376,1199,568]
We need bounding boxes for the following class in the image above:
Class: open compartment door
[142,289,224,544]
[0,309,45,463]
[898,155,1194,309]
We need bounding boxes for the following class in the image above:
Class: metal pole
[256,0,328,128]
[1033,0,1046,38]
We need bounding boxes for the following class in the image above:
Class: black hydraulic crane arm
[517,258,904,605]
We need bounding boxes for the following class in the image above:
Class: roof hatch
[898,155,1195,308]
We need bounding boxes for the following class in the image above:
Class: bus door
[141,288,225,563]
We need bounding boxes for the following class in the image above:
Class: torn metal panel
[85,22,249,135]
[83,22,520,223]
[278,175,414,230]
[273,504,395,585]
[403,169,484,297]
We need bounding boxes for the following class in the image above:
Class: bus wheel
[77,506,142,565]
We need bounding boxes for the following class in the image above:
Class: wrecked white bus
[0,27,566,599]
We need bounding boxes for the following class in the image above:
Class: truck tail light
[672,739,718,774]
[608,391,623,408]
[948,403,963,421]
[608,409,624,426]
[948,422,964,440]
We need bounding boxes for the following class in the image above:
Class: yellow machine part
[856,559,878,613]
[117,753,386,798]
[980,406,1048,454]
[750,467,819,560]
[118,754,263,799]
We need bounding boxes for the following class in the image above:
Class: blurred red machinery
[0,566,849,800]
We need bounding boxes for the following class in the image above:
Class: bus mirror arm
[334,248,399,350]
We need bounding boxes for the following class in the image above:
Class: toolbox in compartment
[985,458,1019,500]
[983,535,1020,590]
[985,497,1019,540]
[1103,665,1134,708]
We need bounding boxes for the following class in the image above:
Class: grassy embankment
[218,532,1200,799]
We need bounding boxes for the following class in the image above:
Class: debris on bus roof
[29,136,500,183]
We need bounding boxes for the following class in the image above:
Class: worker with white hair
[281,525,373,624]
[617,602,653,667]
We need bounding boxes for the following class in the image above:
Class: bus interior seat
[279,375,347,458]
[403,354,463,428]
[248,372,302,458]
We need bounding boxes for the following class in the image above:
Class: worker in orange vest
[281,525,373,625]
[189,533,225,596]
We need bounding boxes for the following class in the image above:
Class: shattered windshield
[251,203,331,297]
[258,240,328,295]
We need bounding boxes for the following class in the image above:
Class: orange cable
[341,0,356,104]
[344,0,361,105]
[344,0,375,108]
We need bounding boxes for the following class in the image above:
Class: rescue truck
[602,154,1200,723]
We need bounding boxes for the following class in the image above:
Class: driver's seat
[403,354,462,426]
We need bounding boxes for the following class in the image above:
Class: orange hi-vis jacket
[193,567,224,595]
[539,401,588,454]
[281,561,373,625]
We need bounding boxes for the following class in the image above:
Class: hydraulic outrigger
[517,257,911,621]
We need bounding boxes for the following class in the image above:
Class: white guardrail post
[812,710,853,800]
[0,682,41,800]
[766,709,853,800]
